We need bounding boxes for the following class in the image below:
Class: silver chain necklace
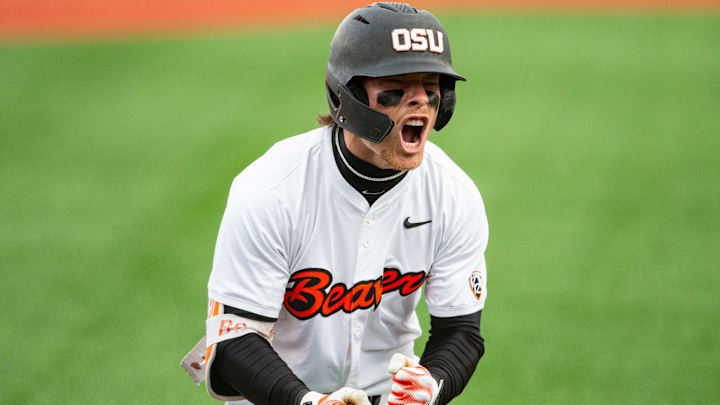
[334,126,406,182]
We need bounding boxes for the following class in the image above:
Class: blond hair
[317,113,337,128]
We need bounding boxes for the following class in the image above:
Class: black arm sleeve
[419,309,485,405]
[210,306,310,405]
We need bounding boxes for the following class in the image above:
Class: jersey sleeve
[425,188,488,317]
[207,174,291,319]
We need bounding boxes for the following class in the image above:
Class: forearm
[212,333,310,405]
[210,305,309,405]
[419,310,485,405]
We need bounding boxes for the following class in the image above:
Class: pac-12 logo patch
[469,270,483,300]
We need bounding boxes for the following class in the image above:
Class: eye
[377,90,404,107]
[426,91,440,109]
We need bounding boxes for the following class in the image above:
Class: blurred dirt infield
[2,0,718,39]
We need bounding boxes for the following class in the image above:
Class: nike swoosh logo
[362,189,385,195]
[403,217,432,229]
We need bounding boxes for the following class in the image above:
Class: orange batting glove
[386,353,442,405]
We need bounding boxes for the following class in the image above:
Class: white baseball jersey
[207,125,488,403]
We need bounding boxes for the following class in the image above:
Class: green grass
[2,12,719,404]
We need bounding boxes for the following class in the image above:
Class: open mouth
[401,118,425,147]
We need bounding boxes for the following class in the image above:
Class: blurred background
[1,0,719,403]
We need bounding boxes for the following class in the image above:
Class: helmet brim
[352,59,466,82]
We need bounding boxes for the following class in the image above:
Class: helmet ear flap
[326,72,394,143]
[327,83,341,110]
[347,77,369,105]
[434,76,457,131]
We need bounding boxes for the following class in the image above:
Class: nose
[406,82,430,107]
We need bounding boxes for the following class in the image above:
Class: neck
[331,127,406,205]
[335,127,404,182]
[343,130,392,170]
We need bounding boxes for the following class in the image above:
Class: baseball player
[202,3,488,405]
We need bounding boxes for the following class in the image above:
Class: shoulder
[420,143,489,262]
[418,141,488,243]
[237,127,327,190]
[420,141,484,206]
[224,127,327,214]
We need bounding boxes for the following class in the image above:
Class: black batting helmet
[325,2,465,143]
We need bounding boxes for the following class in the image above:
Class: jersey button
[366,215,375,224]
[362,240,372,248]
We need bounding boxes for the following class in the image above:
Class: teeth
[406,119,423,127]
